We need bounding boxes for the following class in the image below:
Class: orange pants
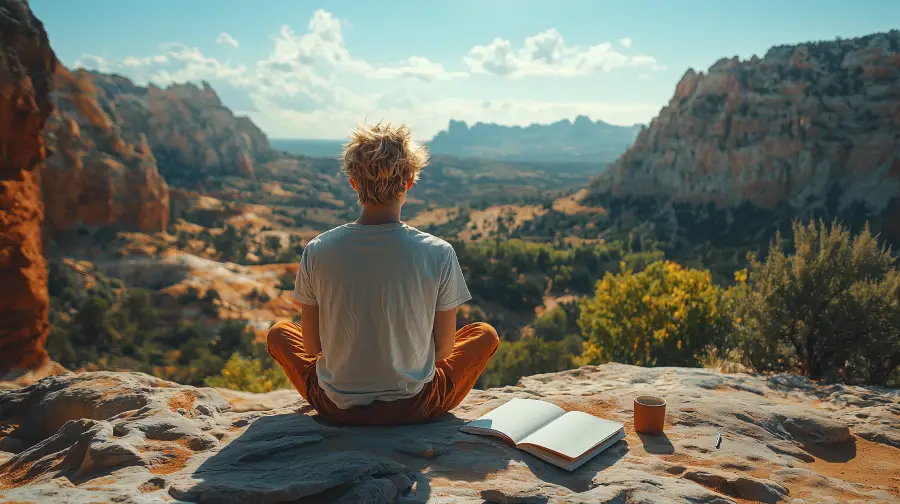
[266,321,500,426]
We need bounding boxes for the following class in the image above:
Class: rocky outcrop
[84,72,274,183]
[2,365,898,503]
[593,31,900,219]
[428,116,642,163]
[0,0,56,373]
[40,64,300,238]
[42,67,170,236]
[40,68,286,238]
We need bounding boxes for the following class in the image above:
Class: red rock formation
[0,0,56,373]
[594,31,900,214]
[144,81,270,179]
[80,74,274,183]
[42,67,170,235]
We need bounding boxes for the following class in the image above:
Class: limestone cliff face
[86,73,274,182]
[41,68,282,237]
[594,31,900,215]
[0,0,56,373]
[42,67,170,235]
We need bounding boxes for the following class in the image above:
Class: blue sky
[32,0,900,139]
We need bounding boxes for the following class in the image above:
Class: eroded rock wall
[594,31,900,214]
[0,0,56,373]
[42,67,170,235]
[83,72,273,183]
[39,68,280,238]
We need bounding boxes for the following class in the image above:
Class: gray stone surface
[1,364,898,503]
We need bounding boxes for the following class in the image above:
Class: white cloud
[121,55,169,67]
[73,54,112,72]
[262,10,464,82]
[466,29,661,77]
[150,43,252,86]
[620,37,632,48]
[69,9,663,139]
[216,32,239,48]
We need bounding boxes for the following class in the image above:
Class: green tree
[179,286,201,304]
[280,271,296,290]
[265,235,282,254]
[733,220,900,384]
[532,307,574,342]
[75,297,115,350]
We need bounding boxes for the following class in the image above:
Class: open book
[460,398,625,471]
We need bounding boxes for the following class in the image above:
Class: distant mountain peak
[428,117,643,163]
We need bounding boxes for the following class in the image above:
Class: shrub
[733,220,900,385]
[532,304,580,342]
[205,353,292,393]
[479,335,582,388]
[201,288,220,316]
[578,260,730,367]
[265,235,282,254]
[203,288,221,303]
[279,272,296,291]
[179,286,201,304]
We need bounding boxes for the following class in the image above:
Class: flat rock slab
[1,364,898,503]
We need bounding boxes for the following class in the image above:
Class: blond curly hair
[341,122,429,205]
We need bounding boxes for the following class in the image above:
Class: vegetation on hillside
[46,217,898,392]
[46,259,288,389]
[478,220,898,388]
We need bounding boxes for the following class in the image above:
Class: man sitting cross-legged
[266,122,499,426]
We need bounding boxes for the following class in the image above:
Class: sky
[32,0,900,140]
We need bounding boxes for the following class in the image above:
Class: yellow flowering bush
[205,353,292,393]
[578,260,730,367]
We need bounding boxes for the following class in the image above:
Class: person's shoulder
[305,225,351,253]
[402,224,456,255]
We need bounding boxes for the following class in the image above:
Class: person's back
[266,122,498,425]
[295,223,468,408]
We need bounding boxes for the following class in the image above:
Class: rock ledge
[1,364,898,503]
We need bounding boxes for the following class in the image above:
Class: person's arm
[433,307,457,361]
[299,303,322,356]
[434,245,472,361]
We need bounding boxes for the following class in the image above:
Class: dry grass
[552,189,607,216]
[459,204,547,241]
[697,347,751,374]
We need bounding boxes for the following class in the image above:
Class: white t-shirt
[292,222,472,409]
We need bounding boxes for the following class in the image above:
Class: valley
[6,25,900,393]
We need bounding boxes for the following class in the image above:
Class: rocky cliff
[0,0,56,374]
[1,365,898,503]
[42,67,170,236]
[86,72,274,183]
[428,116,642,163]
[39,68,298,238]
[592,31,900,226]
